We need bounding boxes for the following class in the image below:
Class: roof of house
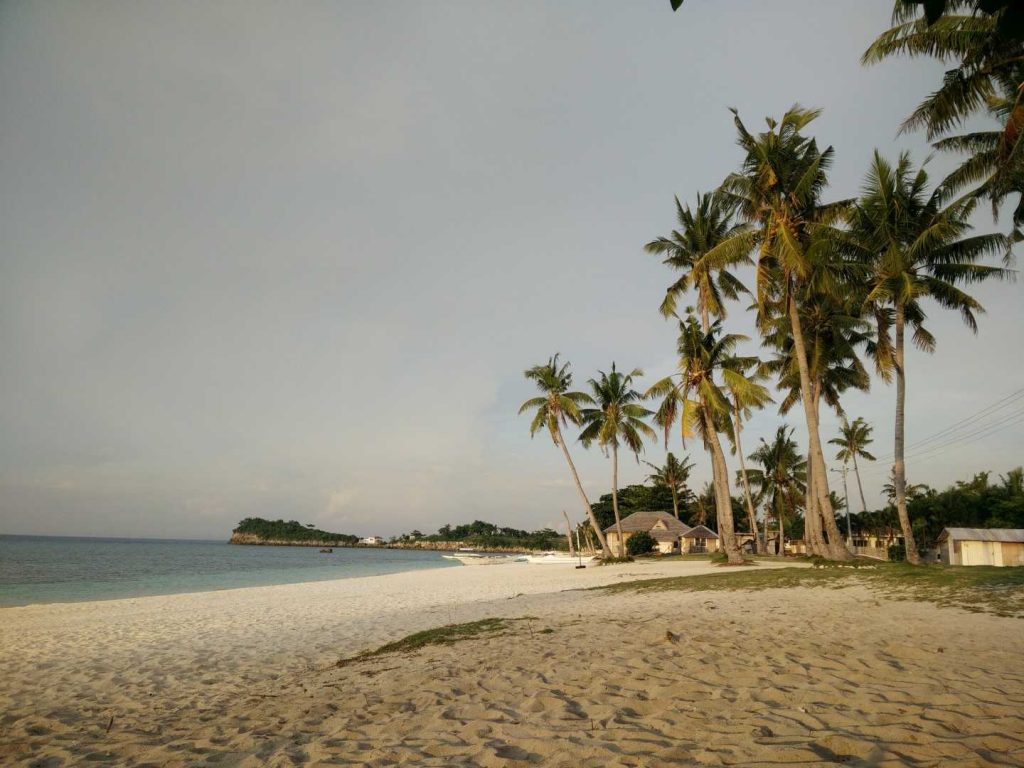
[938,527,1024,544]
[681,524,719,540]
[603,510,692,536]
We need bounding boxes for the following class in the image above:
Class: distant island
[229,517,568,552]
[229,518,360,547]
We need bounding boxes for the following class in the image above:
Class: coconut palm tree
[745,426,808,555]
[725,358,773,555]
[643,452,695,520]
[645,190,754,329]
[863,2,1024,228]
[844,151,1010,564]
[518,355,612,558]
[830,417,877,513]
[760,292,873,556]
[579,364,657,558]
[719,105,854,560]
[646,316,770,565]
[693,482,714,527]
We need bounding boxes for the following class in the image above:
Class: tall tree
[761,292,873,556]
[579,364,657,558]
[519,355,612,557]
[745,426,808,555]
[829,417,877,513]
[864,1,1024,229]
[725,358,773,555]
[646,316,770,565]
[645,190,754,329]
[843,151,1009,563]
[643,452,696,520]
[720,105,854,560]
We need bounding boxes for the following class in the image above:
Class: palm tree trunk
[804,458,824,556]
[612,443,625,558]
[562,510,576,557]
[852,454,869,514]
[893,304,922,565]
[671,486,680,520]
[787,292,852,560]
[703,409,743,565]
[733,403,765,554]
[556,429,612,558]
[812,385,851,557]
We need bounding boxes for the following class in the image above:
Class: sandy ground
[1,559,1022,767]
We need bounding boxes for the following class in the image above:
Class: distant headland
[229,517,569,552]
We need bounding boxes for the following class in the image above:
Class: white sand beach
[2,560,1023,766]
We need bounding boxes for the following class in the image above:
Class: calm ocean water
[0,535,459,607]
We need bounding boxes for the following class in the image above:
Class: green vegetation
[232,518,359,545]
[598,563,1024,618]
[626,531,656,557]
[395,520,566,551]
[579,364,656,558]
[337,618,519,667]
[851,468,1024,550]
[518,2,1016,568]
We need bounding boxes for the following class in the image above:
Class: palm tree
[719,105,854,561]
[745,426,808,555]
[519,355,612,558]
[882,467,930,507]
[645,190,754,330]
[863,2,1024,229]
[844,151,1010,564]
[725,358,773,555]
[646,316,770,565]
[829,417,877,513]
[643,452,695,520]
[693,482,714,527]
[579,364,657,558]
[760,292,873,556]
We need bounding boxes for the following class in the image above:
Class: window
[690,540,707,554]
[953,540,961,554]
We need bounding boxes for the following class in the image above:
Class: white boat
[525,552,596,566]
[441,552,512,565]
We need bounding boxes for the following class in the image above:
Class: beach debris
[105,715,115,734]
[754,725,774,737]
[665,630,680,644]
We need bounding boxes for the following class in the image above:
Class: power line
[867,387,1024,464]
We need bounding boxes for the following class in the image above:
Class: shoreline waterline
[0,534,461,607]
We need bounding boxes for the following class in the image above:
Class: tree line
[521,1,1017,564]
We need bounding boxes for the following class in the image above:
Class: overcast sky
[1,1,1021,540]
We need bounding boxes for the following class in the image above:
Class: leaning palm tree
[579,364,657,558]
[843,151,1010,564]
[719,105,854,560]
[518,355,612,557]
[643,452,695,520]
[645,190,754,329]
[646,316,770,565]
[829,417,877,513]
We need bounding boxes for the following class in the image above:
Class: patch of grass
[597,556,635,565]
[595,563,1024,618]
[337,618,517,667]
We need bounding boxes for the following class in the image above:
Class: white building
[937,528,1024,567]
[359,536,384,546]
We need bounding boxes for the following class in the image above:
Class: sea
[0,535,460,607]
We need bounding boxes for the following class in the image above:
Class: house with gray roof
[937,527,1024,567]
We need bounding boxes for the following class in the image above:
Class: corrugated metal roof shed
[938,527,1024,543]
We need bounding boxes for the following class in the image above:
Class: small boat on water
[319,548,333,553]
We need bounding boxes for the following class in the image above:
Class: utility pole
[831,466,853,547]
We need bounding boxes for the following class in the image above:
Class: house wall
[605,531,632,555]
[1001,542,1024,567]
[656,540,676,555]
[680,537,719,554]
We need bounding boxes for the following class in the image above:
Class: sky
[1,1,1021,540]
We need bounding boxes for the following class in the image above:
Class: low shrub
[626,531,657,557]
